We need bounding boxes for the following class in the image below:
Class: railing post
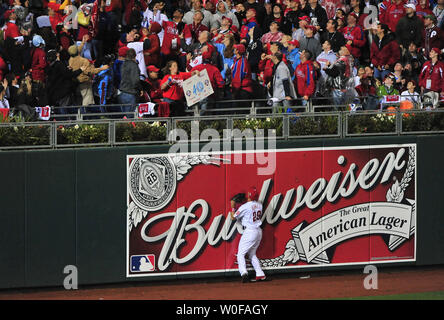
[250,100,256,116]
[283,114,289,140]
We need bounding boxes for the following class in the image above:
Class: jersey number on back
[252,210,262,222]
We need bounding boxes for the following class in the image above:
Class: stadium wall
[1,135,444,289]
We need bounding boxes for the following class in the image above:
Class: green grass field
[335,291,444,300]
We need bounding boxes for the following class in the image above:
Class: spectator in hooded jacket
[211,1,239,30]
[371,23,401,81]
[395,3,424,49]
[183,0,213,29]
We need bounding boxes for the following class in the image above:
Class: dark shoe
[241,273,249,283]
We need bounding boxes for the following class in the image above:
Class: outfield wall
[1,135,444,289]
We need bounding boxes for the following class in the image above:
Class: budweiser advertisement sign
[127,144,416,277]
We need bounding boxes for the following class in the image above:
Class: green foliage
[0,125,51,147]
[233,117,283,137]
[175,119,228,139]
[347,113,396,135]
[402,111,444,132]
[57,123,109,145]
[289,115,339,136]
[115,121,168,143]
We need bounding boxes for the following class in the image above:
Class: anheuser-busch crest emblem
[127,145,416,277]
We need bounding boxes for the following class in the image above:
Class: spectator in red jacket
[419,48,444,106]
[371,23,401,81]
[294,49,316,104]
[183,11,209,44]
[30,35,47,83]
[342,13,366,63]
[160,60,199,116]
[143,22,162,68]
[161,9,186,65]
[384,0,406,32]
[190,45,225,115]
[416,0,434,21]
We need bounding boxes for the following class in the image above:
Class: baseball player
[230,187,266,283]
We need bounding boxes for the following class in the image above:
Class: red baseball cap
[3,9,14,20]
[299,15,311,23]
[348,12,358,20]
[47,2,61,11]
[288,39,299,47]
[147,65,160,73]
[234,44,246,55]
[247,8,256,15]
[222,16,233,25]
[305,25,317,33]
[118,46,130,57]
[431,47,441,55]
[248,187,259,201]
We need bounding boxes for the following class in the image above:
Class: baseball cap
[3,9,14,20]
[248,187,259,201]
[348,12,358,20]
[118,46,130,57]
[47,1,61,11]
[147,65,160,73]
[431,47,441,55]
[32,35,45,47]
[404,3,416,10]
[288,39,299,47]
[222,16,233,25]
[247,8,256,15]
[234,44,246,55]
[384,72,396,81]
[299,15,311,23]
[424,14,438,23]
[305,25,317,33]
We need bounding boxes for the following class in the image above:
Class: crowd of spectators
[1,0,444,119]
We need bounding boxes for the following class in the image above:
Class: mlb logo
[131,254,156,272]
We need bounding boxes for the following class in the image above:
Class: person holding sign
[190,45,225,115]
[160,60,199,116]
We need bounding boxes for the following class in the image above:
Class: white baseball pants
[237,228,265,277]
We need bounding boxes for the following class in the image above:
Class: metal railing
[2,107,444,150]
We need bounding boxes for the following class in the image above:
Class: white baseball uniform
[234,201,265,278]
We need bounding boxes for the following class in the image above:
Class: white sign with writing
[183,69,214,107]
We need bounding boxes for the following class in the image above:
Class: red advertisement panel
[127,144,416,277]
